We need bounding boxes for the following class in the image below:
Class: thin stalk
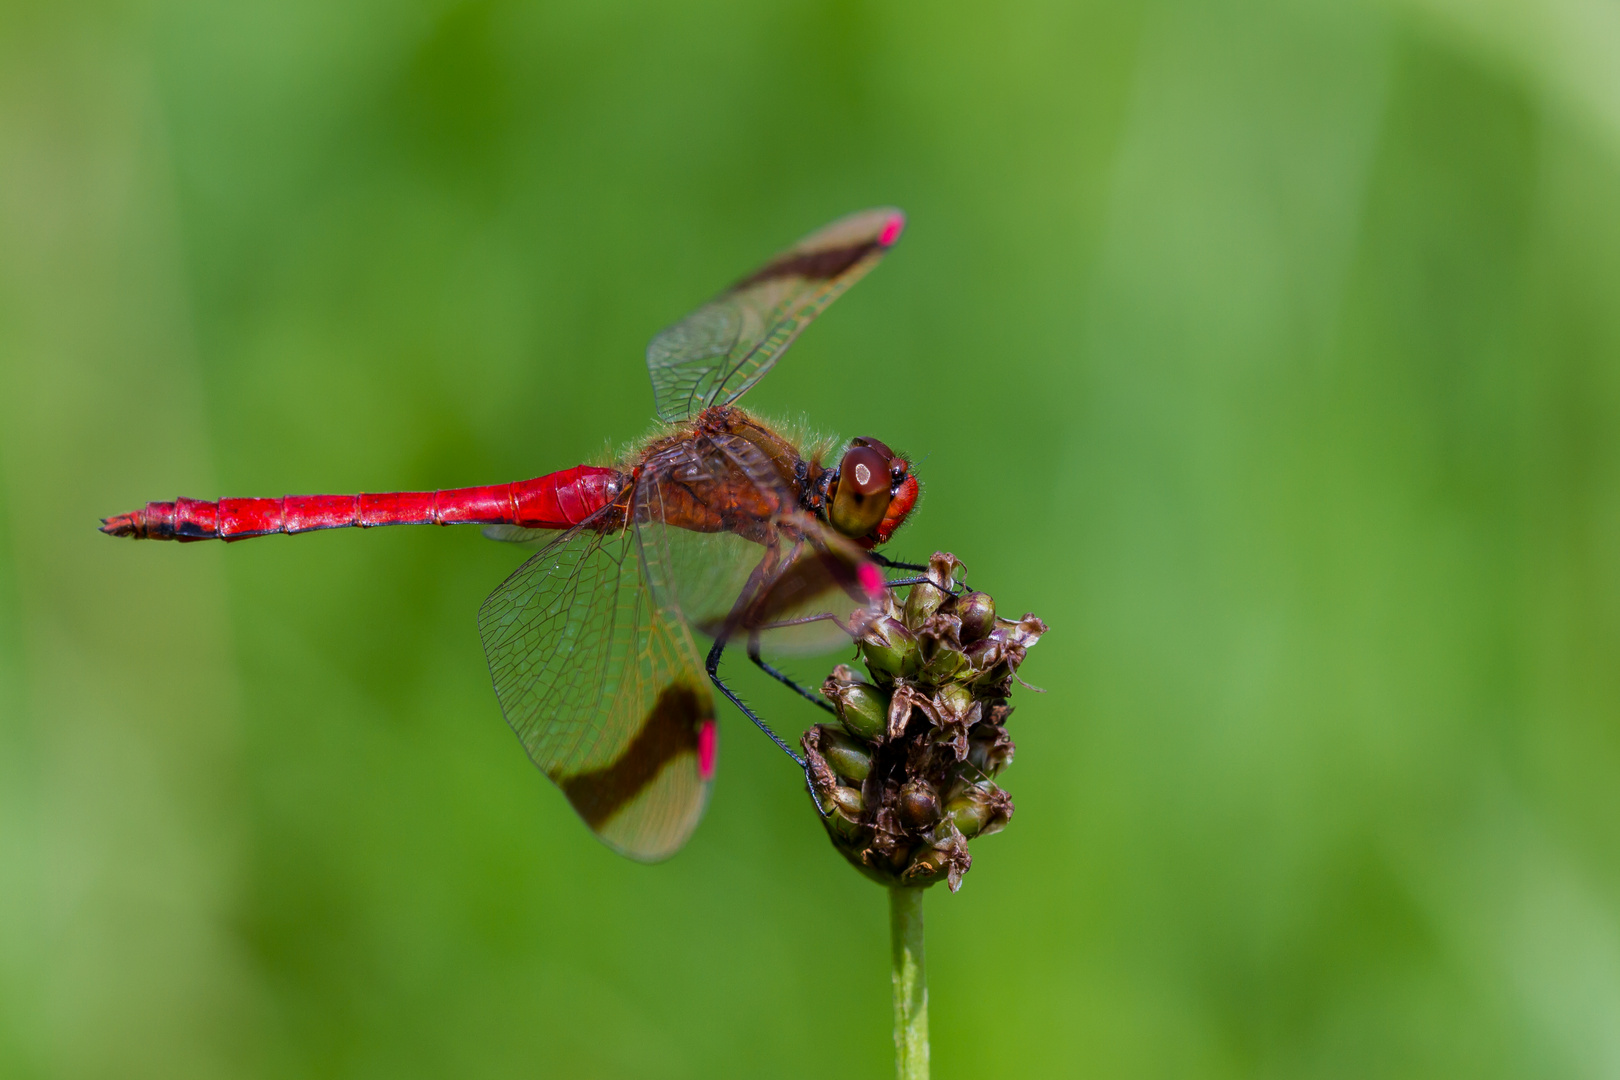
[889,884,929,1079]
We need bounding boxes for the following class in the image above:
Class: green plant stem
[889,884,929,1080]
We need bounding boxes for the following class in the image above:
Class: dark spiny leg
[869,551,929,572]
[804,767,831,818]
[736,633,837,815]
[706,636,805,767]
[748,634,836,716]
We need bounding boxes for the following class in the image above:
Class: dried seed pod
[971,614,1047,689]
[965,726,1016,777]
[925,551,964,590]
[927,683,982,761]
[915,611,962,652]
[902,847,950,885]
[902,830,972,891]
[886,683,936,741]
[963,635,998,670]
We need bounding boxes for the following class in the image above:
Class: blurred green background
[4,0,1620,1076]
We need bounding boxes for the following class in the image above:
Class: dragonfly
[103,207,925,861]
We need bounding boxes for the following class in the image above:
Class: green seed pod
[820,729,873,783]
[903,579,948,630]
[946,785,995,837]
[826,810,863,843]
[824,679,889,742]
[823,784,866,842]
[918,642,967,685]
[828,784,865,817]
[946,782,1013,839]
[898,779,940,828]
[955,591,997,644]
[859,617,921,680]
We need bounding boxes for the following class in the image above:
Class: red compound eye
[831,443,893,537]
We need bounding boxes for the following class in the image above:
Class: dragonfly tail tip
[99,511,141,538]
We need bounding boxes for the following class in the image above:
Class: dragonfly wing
[477,512,715,862]
[738,511,885,654]
[482,524,555,544]
[646,208,905,422]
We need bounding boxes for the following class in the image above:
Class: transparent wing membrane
[477,511,714,862]
[482,524,558,544]
[646,208,904,422]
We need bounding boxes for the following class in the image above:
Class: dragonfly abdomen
[101,465,625,541]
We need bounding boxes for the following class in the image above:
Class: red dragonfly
[103,208,925,860]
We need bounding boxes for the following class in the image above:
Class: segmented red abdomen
[101,466,625,541]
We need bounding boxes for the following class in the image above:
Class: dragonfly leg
[869,552,967,594]
[747,634,836,716]
[804,765,833,819]
[868,551,930,573]
[880,574,935,589]
[705,637,806,767]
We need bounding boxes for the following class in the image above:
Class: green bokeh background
[5,0,1620,1076]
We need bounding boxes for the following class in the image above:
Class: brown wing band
[554,682,713,828]
[732,240,884,291]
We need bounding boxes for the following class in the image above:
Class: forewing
[646,208,905,422]
[477,514,715,862]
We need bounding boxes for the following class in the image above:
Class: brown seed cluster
[803,553,1047,892]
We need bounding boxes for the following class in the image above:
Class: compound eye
[844,445,890,496]
[849,436,895,462]
[831,444,893,537]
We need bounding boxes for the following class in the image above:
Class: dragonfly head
[829,437,918,546]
